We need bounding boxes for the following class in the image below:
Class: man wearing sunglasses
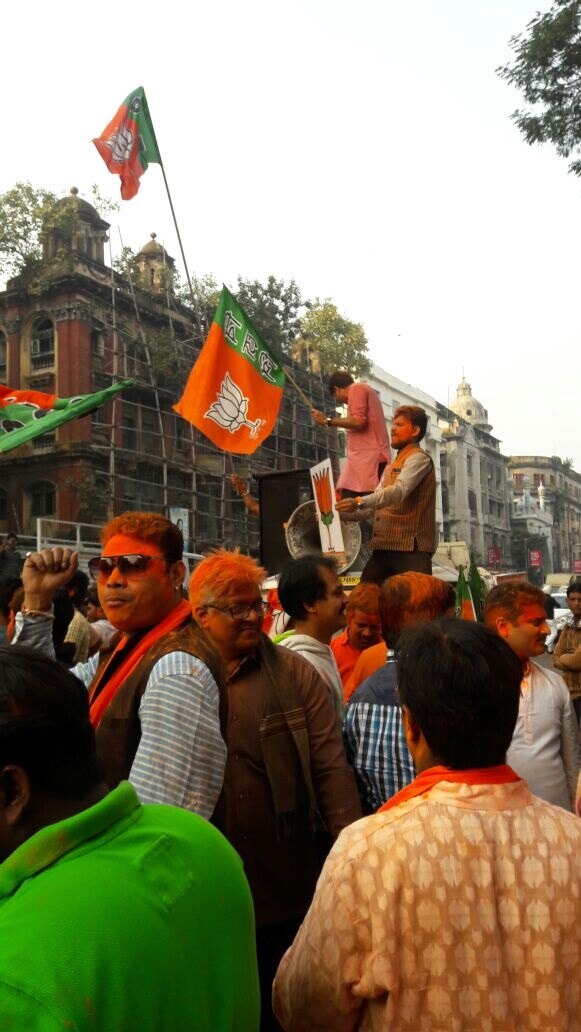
[12,512,226,820]
[189,548,361,1032]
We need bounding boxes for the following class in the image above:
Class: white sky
[2,0,579,466]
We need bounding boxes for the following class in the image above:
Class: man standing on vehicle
[311,372,390,498]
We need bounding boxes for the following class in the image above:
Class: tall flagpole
[157,162,206,343]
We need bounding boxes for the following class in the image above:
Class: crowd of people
[0,377,580,1030]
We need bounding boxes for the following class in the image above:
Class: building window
[0,330,6,381]
[30,319,55,371]
[467,454,473,477]
[513,473,524,489]
[468,490,478,516]
[28,481,56,518]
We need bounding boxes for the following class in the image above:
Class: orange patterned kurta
[274,780,581,1031]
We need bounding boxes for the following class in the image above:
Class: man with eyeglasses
[190,549,361,1032]
[11,512,226,820]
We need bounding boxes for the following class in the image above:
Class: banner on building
[528,549,543,569]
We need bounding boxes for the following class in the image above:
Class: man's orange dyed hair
[189,549,267,609]
[102,512,183,563]
[380,573,455,645]
[346,582,381,619]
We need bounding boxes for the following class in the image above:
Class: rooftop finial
[70,186,79,196]
[150,232,157,240]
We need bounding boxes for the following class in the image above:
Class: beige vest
[370,443,436,553]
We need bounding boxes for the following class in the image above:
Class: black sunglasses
[88,553,169,580]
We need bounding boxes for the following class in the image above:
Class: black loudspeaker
[255,469,314,576]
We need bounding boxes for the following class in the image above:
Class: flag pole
[283,365,314,410]
[158,163,206,341]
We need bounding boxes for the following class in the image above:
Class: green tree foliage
[296,299,371,376]
[498,0,581,175]
[0,183,61,279]
[235,275,303,357]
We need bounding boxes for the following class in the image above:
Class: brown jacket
[212,638,362,927]
[94,620,226,787]
[370,443,436,553]
[554,621,581,700]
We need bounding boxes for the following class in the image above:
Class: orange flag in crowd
[174,287,285,455]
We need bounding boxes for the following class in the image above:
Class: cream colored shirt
[274,780,581,1031]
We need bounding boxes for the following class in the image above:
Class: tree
[498,0,581,176]
[296,299,371,376]
[235,275,303,357]
[0,183,61,279]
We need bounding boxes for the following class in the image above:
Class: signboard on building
[487,546,502,568]
[528,549,543,569]
[169,507,190,547]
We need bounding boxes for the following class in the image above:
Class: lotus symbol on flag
[205,373,264,438]
[107,126,134,163]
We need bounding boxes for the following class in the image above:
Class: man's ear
[0,766,31,827]
[193,604,209,629]
[401,705,421,751]
[169,560,187,590]
[495,616,511,642]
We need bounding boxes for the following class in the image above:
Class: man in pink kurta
[312,372,390,497]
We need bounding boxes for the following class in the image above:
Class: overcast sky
[2,0,579,467]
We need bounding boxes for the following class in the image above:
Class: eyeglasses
[206,601,269,621]
[88,553,169,580]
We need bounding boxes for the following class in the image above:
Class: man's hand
[311,408,328,426]
[335,498,358,515]
[22,548,79,610]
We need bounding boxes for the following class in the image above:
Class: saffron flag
[174,287,285,455]
[93,87,161,200]
[0,381,132,453]
[455,564,477,621]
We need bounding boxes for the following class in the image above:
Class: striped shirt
[13,613,226,819]
[343,652,415,812]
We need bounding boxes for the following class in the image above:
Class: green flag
[0,381,132,453]
[468,553,486,620]
[455,565,476,621]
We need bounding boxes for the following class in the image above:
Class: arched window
[28,481,56,518]
[0,329,6,381]
[30,319,55,370]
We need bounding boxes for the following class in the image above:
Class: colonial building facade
[0,189,341,554]
[509,456,581,573]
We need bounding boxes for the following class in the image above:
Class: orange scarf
[378,764,521,813]
[89,599,191,728]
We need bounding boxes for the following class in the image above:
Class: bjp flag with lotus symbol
[174,286,285,454]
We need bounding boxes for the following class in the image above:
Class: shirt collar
[0,782,140,899]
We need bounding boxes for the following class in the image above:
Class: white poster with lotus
[310,459,346,563]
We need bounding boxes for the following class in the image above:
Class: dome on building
[54,187,109,231]
[449,377,492,432]
[136,232,175,267]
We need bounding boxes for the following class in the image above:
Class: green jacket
[0,782,259,1030]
